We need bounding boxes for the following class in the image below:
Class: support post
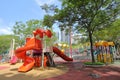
[41,38,45,68]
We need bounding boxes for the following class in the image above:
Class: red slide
[15,38,42,72]
[53,47,73,61]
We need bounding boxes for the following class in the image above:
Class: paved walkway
[43,61,120,80]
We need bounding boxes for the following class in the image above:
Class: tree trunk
[88,31,95,63]
[69,26,72,58]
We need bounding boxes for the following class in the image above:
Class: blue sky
[0,0,61,35]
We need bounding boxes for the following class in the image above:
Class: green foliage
[41,4,58,13]
[12,19,58,46]
[12,19,43,46]
[57,0,120,33]
[41,4,59,28]
[43,15,54,28]
[72,44,80,49]
[42,0,120,63]
[93,19,120,41]
[84,62,104,65]
[0,35,18,54]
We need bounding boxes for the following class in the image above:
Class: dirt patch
[0,63,68,80]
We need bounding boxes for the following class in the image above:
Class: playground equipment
[15,28,73,72]
[55,43,69,53]
[9,39,18,64]
[94,41,114,64]
[114,41,120,56]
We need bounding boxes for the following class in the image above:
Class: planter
[84,64,105,67]
[84,62,105,67]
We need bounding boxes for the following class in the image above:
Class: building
[60,30,83,44]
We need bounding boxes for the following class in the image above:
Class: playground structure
[55,43,69,53]
[9,39,18,64]
[94,41,115,63]
[114,40,120,58]
[14,28,73,72]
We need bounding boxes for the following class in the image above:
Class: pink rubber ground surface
[43,61,120,80]
[0,66,9,70]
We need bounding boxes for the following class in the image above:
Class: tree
[41,4,58,28]
[43,15,54,28]
[0,35,18,54]
[12,19,58,46]
[93,19,120,41]
[12,19,43,46]
[43,0,120,62]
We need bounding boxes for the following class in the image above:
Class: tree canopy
[42,0,120,62]
[0,35,18,54]
[93,19,120,41]
[12,19,43,46]
[12,19,58,46]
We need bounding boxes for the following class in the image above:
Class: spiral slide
[15,37,41,72]
[53,46,73,61]
[15,37,72,72]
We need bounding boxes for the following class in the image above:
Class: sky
[0,0,61,35]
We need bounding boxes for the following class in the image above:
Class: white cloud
[0,28,13,35]
[0,18,13,35]
[35,0,57,6]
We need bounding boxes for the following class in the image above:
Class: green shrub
[84,62,104,65]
